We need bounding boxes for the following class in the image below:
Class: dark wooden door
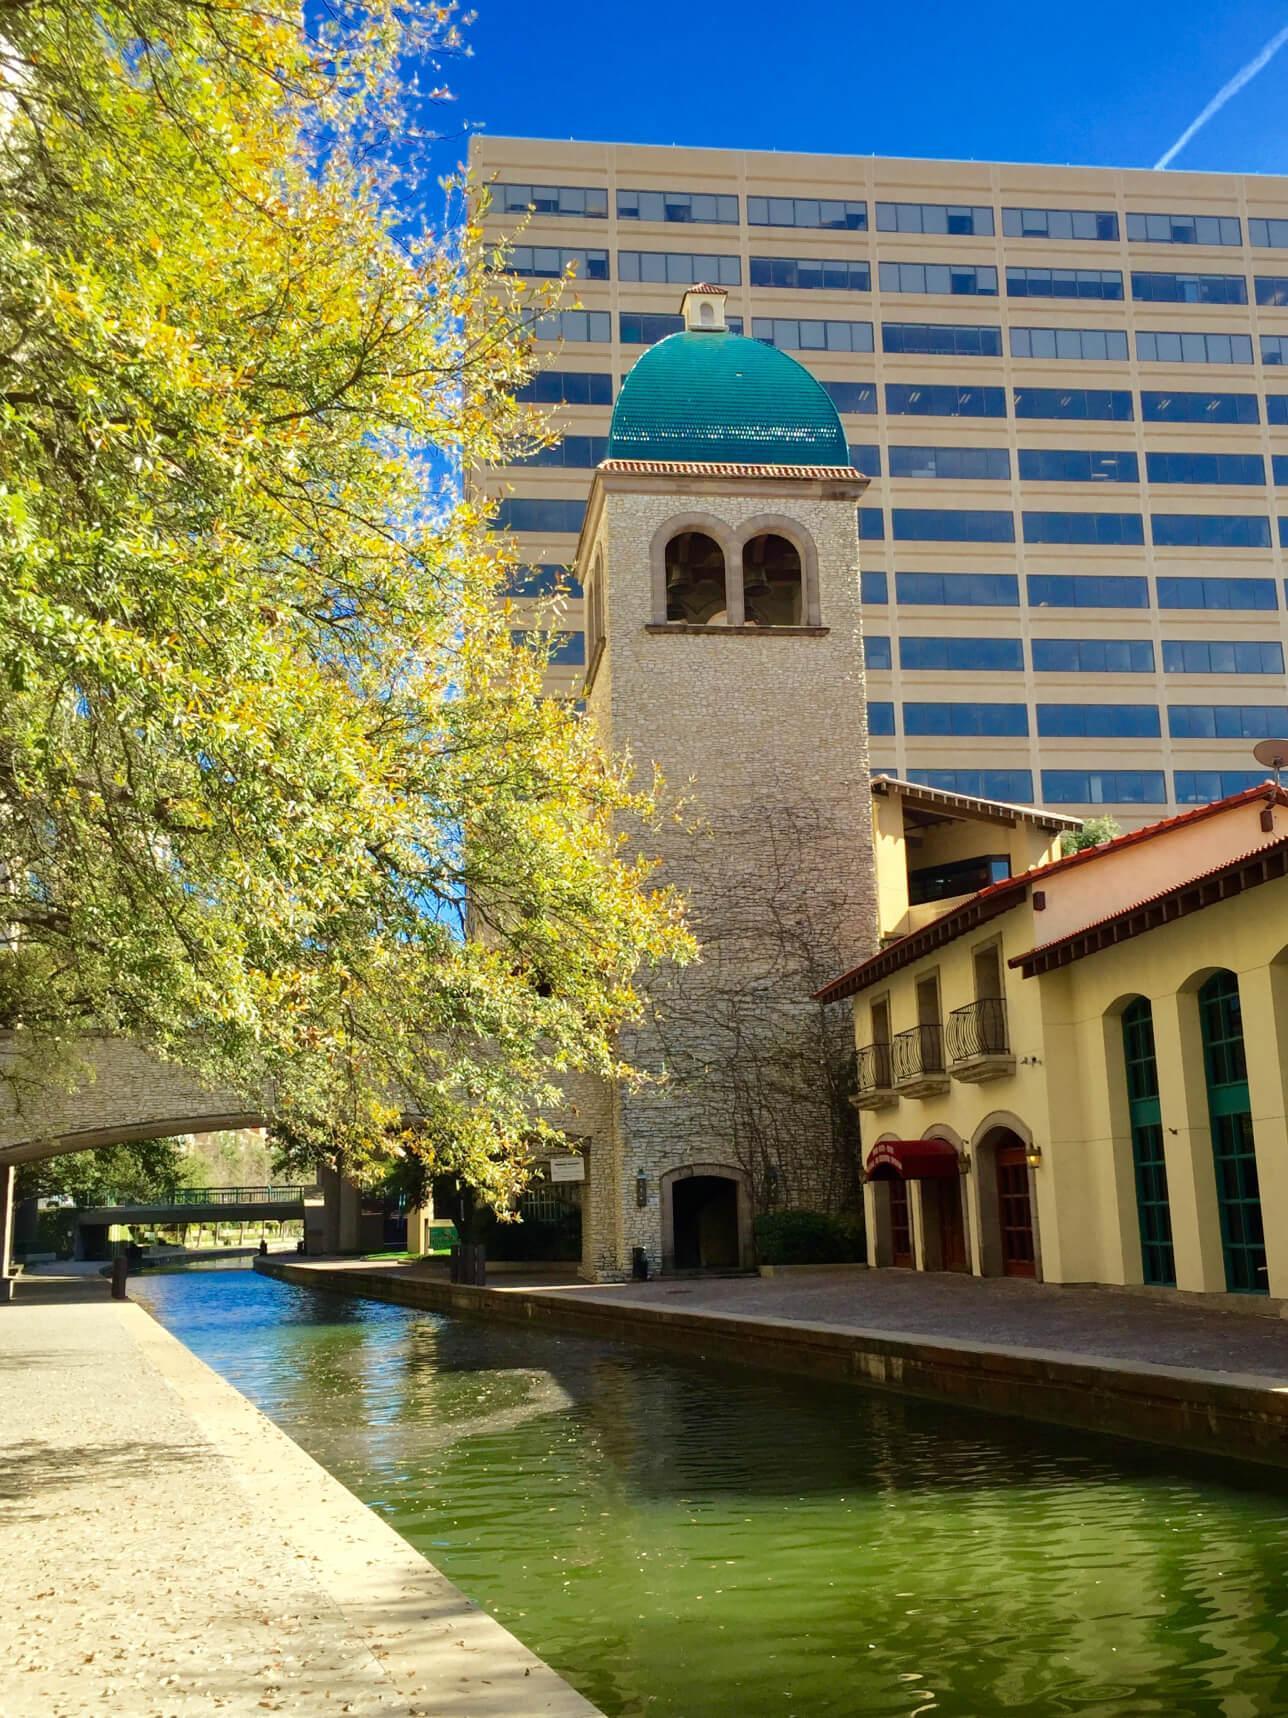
[889,1179,913,1267]
[996,1145,1036,1278]
[937,1180,968,1273]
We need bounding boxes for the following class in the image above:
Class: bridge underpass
[70,1184,317,1261]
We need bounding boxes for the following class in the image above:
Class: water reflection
[136,1270,1288,1718]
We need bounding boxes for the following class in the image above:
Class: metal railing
[946,998,1010,1063]
[892,1023,946,1083]
[855,1041,894,1095]
[158,1184,317,1208]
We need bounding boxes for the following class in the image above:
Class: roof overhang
[866,1138,961,1181]
[870,774,1081,834]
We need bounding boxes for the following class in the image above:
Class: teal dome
[607,329,850,467]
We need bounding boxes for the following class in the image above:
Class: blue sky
[431,1,1288,180]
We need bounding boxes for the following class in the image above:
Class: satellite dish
[1252,738,1288,785]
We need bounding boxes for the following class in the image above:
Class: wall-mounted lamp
[764,1164,781,1204]
[635,1170,649,1209]
[1025,1144,1043,1169]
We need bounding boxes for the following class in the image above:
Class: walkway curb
[258,1258,1288,1467]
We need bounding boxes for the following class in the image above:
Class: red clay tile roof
[813,780,1287,1004]
[685,282,729,295]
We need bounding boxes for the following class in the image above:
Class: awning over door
[866,1139,960,1181]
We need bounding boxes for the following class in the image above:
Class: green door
[1122,998,1175,1287]
[1199,972,1267,1295]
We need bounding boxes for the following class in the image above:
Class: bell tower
[572,288,877,1279]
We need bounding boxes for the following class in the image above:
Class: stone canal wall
[256,1257,1288,1468]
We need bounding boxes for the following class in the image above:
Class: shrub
[754,1209,865,1266]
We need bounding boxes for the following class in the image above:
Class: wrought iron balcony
[946,997,1015,1082]
[853,1041,897,1109]
[892,1023,949,1096]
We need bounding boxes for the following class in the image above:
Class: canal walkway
[0,1273,599,1717]
[260,1258,1288,1465]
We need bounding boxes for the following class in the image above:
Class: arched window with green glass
[1198,971,1267,1294]
[1121,997,1175,1286]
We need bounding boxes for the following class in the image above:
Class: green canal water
[134,1269,1288,1717]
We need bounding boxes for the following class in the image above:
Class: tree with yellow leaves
[0,0,693,1204]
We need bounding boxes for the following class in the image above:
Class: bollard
[449,1243,462,1284]
[472,1244,487,1287]
[110,1255,128,1300]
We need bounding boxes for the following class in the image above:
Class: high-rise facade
[473,136,1288,823]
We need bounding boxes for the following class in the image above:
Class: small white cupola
[681,284,728,332]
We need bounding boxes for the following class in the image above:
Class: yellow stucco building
[817,775,1288,1299]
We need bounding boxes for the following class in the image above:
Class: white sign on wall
[549,1155,586,1184]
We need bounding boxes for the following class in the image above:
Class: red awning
[866,1139,960,1181]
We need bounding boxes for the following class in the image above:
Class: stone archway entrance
[661,1164,752,1272]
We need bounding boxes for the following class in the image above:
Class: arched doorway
[865,1138,965,1271]
[974,1124,1039,1279]
[661,1165,752,1272]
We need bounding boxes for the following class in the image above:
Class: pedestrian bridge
[76,1183,318,1228]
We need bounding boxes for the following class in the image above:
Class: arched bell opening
[742,532,803,627]
[665,530,728,625]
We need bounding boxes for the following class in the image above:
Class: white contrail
[1154,22,1288,169]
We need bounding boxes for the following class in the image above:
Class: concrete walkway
[0,1275,599,1717]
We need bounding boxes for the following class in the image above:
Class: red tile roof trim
[1010,836,1288,976]
[813,781,1287,1005]
[685,282,729,295]
[600,459,863,480]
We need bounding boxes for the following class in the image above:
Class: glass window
[619,250,740,286]
[1250,217,1288,249]
[1146,452,1265,485]
[515,369,613,406]
[1141,389,1259,423]
[1126,212,1242,246]
[1261,335,1288,366]
[904,702,1029,736]
[864,634,892,670]
[511,628,586,666]
[857,507,885,540]
[493,498,586,534]
[750,256,870,292]
[885,383,1008,417]
[1018,448,1139,482]
[1163,639,1284,674]
[517,435,609,469]
[536,309,612,343]
[861,571,888,603]
[617,189,739,224]
[1027,574,1150,608]
[1014,387,1134,420]
[1255,276,1288,305]
[1002,207,1119,241]
[1268,396,1288,424]
[1152,513,1271,548]
[1011,326,1129,361]
[908,767,1036,800]
[876,202,994,235]
[883,322,1002,357]
[619,312,743,344]
[896,572,1019,606]
[1175,769,1271,802]
[892,508,1015,542]
[879,261,998,295]
[1131,271,1248,304]
[494,183,608,219]
[822,380,878,414]
[752,317,874,352]
[1006,266,1123,300]
[899,636,1023,670]
[1037,703,1160,737]
[505,246,609,280]
[849,443,882,474]
[868,700,896,735]
[1042,770,1168,804]
[1157,576,1277,610]
[1274,456,1288,486]
[504,564,581,598]
[1169,704,1288,739]
[888,445,1010,480]
[748,195,867,230]
[1023,511,1144,545]
[1136,330,1255,364]
[1032,637,1154,672]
